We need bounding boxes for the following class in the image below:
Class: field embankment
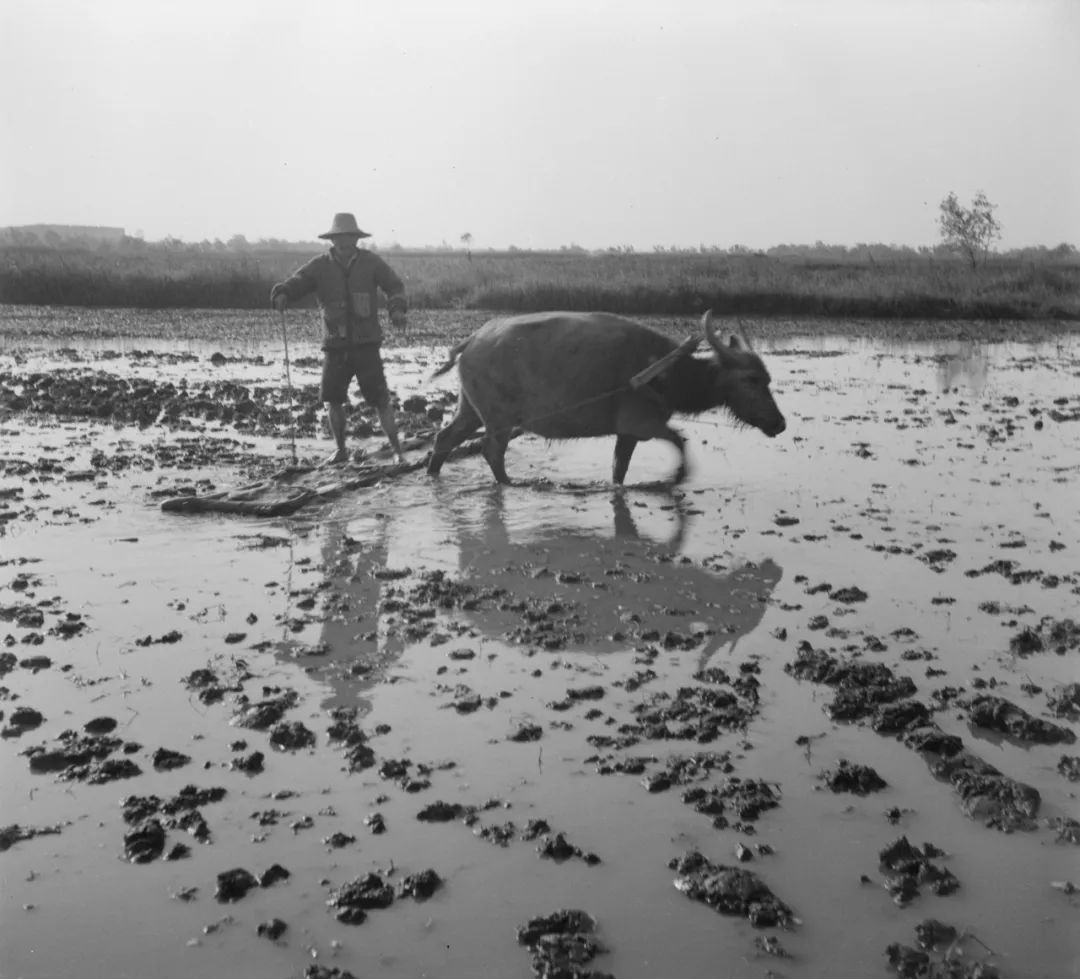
[2,243,1078,321]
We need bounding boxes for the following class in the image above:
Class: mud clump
[784,644,917,721]
[629,683,759,744]
[919,549,957,573]
[829,585,869,603]
[232,690,299,730]
[821,759,888,795]
[681,777,781,830]
[670,850,797,928]
[269,720,317,751]
[23,730,142,783]
[329,872,395,924]
[786,645,1042,831]
[1057,755,1080,781]
[152,747,191,771]
[872,699,931,733]
[1008,616,1080,657]
[416,801,466,822]
[508,722,543,742]
[1047,682,1080,719]
[215,867,259,902]
[396,869,443,900]
[1047,816,1080,845]
[24,731,121,773]
[326,712,377,771]
[84,716,119,735]
[257,917,287,941]
[121,784,228,853]
[912,734,1041,831]
[301,968,360,979]
[515,909,612,979]
[965,693,1075,744]
[124,819,166,863]
[260,863,291,886]
[536,831,601,866]
[231,749,265,774]
[886,920,1001,979]
[184,667,243,705]
[0,822,63,852]
[2,705,45,737]
[879,836,959,905]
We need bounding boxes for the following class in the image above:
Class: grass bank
[1,244,1078,321]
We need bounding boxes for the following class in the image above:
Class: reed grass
[1,242,1076,320]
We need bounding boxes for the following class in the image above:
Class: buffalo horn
[702,309,755,353]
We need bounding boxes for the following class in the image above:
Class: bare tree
[938,191,1002,269]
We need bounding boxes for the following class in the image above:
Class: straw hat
[318,213,371,239]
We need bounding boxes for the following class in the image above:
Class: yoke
[628,336,701,390]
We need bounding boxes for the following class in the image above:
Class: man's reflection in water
[310,514,406,714]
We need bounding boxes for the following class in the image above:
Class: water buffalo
[427,310,786,484]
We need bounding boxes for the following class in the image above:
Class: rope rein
[433,344,675,436]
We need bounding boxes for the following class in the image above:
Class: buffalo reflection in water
[284,489,781,712]
[440,487,782,667]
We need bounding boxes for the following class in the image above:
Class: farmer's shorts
[320,344,389,407]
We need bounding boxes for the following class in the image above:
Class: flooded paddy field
[1,308,1078,979]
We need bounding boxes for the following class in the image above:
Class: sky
[2,0,1077,251]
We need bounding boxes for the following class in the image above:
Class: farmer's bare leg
[325,402,349,465]
[376,395,404,463]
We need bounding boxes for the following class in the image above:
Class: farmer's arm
[270,257,320,310]
[374,256,407,327]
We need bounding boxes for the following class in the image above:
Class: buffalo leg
[427,396,482,475]
[615,398,688,483]
[482,427,513,484]
[625,423,687,483]
[660,427,689,483]
[612,434,638,484]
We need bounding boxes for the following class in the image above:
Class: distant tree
[938,191,1002,269]
[460,231,473,261]
[227,234,249,251]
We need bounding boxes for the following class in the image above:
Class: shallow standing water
[1,319,1078,979]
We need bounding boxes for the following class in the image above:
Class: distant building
[0,224,126,244]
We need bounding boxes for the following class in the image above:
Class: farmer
[270,212,408,465]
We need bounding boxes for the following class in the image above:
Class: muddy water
[1,324,1078,979]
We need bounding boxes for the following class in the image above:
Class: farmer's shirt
[277,248,406,350]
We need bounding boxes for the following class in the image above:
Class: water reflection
[277,515,407,713]
[930,343,991,393]
[438,486,783,665]
[281,482,783,714]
